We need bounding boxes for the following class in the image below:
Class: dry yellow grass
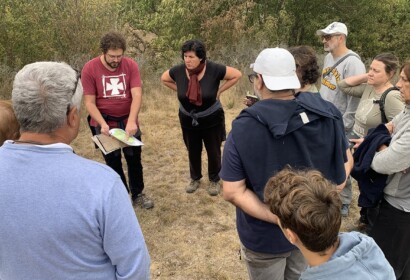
[71,86,362,279]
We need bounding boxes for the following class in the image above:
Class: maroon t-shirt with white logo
[81,56,141,128]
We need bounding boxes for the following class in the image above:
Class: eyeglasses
[248,72,259,83]
[67,68,81,115]
[321,34,341,42]
[106,54,123,60]
[72,69,81,96]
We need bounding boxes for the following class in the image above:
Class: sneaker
[341,204,349,217]
[133,193,154,209]
[186,180,200,193]
[207,181,221,196]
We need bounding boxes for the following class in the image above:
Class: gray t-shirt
[320,51,366,132]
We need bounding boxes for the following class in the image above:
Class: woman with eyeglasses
[161,39,241,196]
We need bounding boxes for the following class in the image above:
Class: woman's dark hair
[401,60,410,81]
[374,53,399,76]
[288,46,320,87]
[181,40,207,61]
[100,31,127,54]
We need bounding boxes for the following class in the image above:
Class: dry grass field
[71,83,363,279]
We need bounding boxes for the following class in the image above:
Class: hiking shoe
[186,180,200,193]
[341,204,349,217]
[207,181,221,196]
[133,193,154,209]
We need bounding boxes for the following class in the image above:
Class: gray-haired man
[0,62,150,279]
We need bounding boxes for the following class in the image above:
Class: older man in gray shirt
[317,22,366,217]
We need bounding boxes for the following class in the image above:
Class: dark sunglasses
[321,34,341,41]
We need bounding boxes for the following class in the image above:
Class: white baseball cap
[316,22,348,36]
[250,48,300,91]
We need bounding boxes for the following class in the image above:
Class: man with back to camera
[264,167,395,280]
[220,47,352,280]
[0,62,150,279]
[82,31,153,209]
[317,22,366,217]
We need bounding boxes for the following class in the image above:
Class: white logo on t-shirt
[102,74,127,98]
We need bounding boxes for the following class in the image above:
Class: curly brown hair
[264,167,341,253]
[288,46,320,88]
[100,31,126,54]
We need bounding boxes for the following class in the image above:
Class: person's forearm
[372,144,410,174]
[217,77,240,96]
[162,81,177,91]
[224,187,278,224]
[124,89,142,136]
[85,102,107,128]
[217,67,242,99]
[161,70,178,91]
[337,148,353,191]
[128,92,142,124]
[338,80,366,98]
[343,73,368,86]
[345,148,353,178]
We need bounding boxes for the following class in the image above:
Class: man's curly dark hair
[100,31,126,54]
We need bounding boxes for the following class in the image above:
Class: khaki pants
[240,243,306,280]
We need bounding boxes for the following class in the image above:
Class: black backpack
[373,87,399,123]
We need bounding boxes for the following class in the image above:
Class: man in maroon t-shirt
[82,31,153,209]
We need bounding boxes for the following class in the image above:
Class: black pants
[182,124,224,182]
[370,199,410,280]
[360,206,380,234]
[102,144,144,200]
[94,123,145,201]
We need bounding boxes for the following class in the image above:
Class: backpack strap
[375,87,398,123]
[322,53,361,79]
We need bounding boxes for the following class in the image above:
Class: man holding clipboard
[82,31,153,209]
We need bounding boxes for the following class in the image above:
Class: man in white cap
[220,48,351,280]
[317,22,366,217]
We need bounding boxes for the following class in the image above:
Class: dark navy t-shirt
[220,93,348,254]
